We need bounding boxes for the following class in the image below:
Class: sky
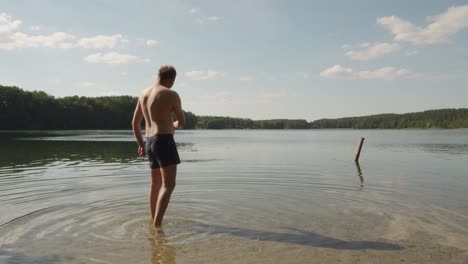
[1,0,468,121]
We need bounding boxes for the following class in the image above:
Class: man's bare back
[140,84,184,137]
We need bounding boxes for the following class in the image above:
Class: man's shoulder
[138,86,179,100]
[139,86,152,97]
[168,89,179,96]
[159,89,179,98]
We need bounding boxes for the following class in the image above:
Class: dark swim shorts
[146,134,181,169]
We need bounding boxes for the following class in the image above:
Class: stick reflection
[355,161,364,189]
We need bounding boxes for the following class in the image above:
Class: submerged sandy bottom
[1,203,466,264]
[1,130,467,263]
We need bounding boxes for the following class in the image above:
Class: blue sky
[1,0,468,121]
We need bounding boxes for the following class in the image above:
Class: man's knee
[163,180,176,190]
[161,165,177,190]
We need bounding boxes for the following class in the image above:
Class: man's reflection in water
[148,226,176,264]
[355,161,364,189]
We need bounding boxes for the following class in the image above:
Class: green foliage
[183,111,198,129]
[253,119,309,129]
[310,109,468,129]
[196,116,254,129]
[0,85,197,130]
[195,116,309,129]
[2,85,467,130]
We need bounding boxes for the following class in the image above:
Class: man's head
[158,65,177,88]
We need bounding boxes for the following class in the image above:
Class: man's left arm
[132,99,145,156]
[172,92,185,129]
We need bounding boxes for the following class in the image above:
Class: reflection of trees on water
[0,137,193,168]
[0,140,138,167]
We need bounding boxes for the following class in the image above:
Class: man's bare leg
[153,164,177,228]
[150,168,163,220]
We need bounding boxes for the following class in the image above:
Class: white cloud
[0,32,76,50]
[377,5,468,45]
[186,70,225,80]
[79,81,96,87]
[405,50,419,56]
[359,42,371,48]
[341,44,351,49]
[29,25,40,31]
[0,12,130,50]
[0,13,21,34]
[345,42,401,61]
[76,34,128,49]
[320,65,354,79]
[146,39,159,46]
[84,52,150,64]
[240,76,254,81]
[189,8,223,23]
[121,71,128,76]
[196,16,224,24]
[1,31,129,50]
[320,64,412,80]
[205,16,223,21]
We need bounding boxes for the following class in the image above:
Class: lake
[0,130,467,263]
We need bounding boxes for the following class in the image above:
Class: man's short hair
[158,65,177,80]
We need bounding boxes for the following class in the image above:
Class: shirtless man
[132,65,185,228]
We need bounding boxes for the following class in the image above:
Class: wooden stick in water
[354,137,365,162]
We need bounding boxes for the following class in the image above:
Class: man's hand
[138,145,145,157]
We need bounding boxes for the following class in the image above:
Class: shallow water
[0,130,467,263]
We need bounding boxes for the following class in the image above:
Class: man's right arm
[172,92,185,129]
[132,98,145,156]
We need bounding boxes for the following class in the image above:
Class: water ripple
[1,130,467,263]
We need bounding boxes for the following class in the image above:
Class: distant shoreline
[1,85,468,130]
[1,128,468,132]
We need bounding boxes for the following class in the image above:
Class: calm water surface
[0,130,467,263]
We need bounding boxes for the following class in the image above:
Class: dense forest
[1,85,467,130]
[195,116,309,129]
[310,109,468,129]
[0,85,197,130]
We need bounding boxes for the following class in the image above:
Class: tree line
[195,116,309,129]
[1,85,467,130]
[0,85,197,130]
[310,109,468,129]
